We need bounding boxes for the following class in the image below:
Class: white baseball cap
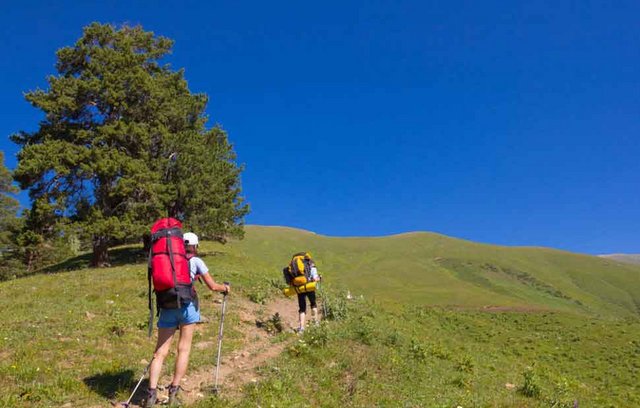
[183,232,199,246]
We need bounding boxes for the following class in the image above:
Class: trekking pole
[213,282,230,395]
[317,277,327,319]
[119,357,154,408]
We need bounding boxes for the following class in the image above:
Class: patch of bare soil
[125,296,300,406]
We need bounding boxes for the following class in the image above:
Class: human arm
[202,273,230,293]
[192,257,229,293]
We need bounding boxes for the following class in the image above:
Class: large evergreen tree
[12,23,248,266]
[0,151,19,251]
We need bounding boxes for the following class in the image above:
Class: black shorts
[297,291,317,314]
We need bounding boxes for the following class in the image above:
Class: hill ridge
[598,253,640,265]
[246,225,607,257]
[241,225,640,319]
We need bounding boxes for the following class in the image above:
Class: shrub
[321,288,349,321]
[452,375,471,389]
[548,376,575,408]
[428,342,452,360]
[519,366,541,398]
[268,277,287,290]
[456,355,475,373]
[352,316,375,345]
[409,339,428,362]
[288,339,310,357]
[247,281,272,305]
[259,313,284,334]
[384,331,402,347]
[304,323,330,347]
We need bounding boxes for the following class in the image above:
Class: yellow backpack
[283,281,316,297]
[284,252,312,286]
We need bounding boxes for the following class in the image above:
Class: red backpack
[147,218,197,336]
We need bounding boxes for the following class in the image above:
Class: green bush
[268,277,286,290]
[259,313,284,334]
[352,316,375,345]
[452,375,472,389]
[384,331,402,346]
[548,376,576,408]
[519,366,541,398]
[320,288,349,321]
[303,323,331,347]
[456,355,475,373]
[409,339,428,362]
[247,281,272,305]
[427,342,452,360]
[288,338,311,357]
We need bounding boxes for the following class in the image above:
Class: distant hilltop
[598,254,640,265]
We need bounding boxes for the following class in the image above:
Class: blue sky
[1,1,639,254]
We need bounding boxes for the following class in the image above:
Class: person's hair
[185,244,197,254]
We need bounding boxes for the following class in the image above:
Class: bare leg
[311,307,319,324]
[171,323,196,386]
[149,327,177,389]
[299,312,306,331]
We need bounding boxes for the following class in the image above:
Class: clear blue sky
[1,1,639,254]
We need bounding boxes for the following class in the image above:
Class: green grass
[235,226,640,318]
[0,245,255,407]
[206,304,639,407]
[1,226,639,406]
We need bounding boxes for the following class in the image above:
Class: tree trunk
[91,236,110,267]
[25,249,36,272]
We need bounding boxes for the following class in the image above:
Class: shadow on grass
[43,246,147,274]
[83,369,147,403]
[21,246,227,280]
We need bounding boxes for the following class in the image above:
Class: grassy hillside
[237,226,640,318]
[600,254,640,266]
[194,302,640,408]
[1,226,639,407]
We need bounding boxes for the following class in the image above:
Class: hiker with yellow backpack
[282,252,321,333]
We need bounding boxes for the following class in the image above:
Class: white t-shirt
[188,256,209,282]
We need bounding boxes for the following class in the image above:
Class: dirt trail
[125,295,300,406]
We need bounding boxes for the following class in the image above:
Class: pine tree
[168,126,249,242]
[0,151,19,251]
[12,23,248,266]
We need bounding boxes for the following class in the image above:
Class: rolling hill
[235,226,640,319]
[599,253,640,265]
[1,225,639,407]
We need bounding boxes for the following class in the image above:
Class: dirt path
[123,295,300,406]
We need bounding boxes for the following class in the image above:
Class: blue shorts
[157,302,200,328]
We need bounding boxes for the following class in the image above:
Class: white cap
[183,232,199,246]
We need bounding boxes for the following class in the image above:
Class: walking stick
[118,357,154,408]
[213,282,230,394]
[317,278,326,319]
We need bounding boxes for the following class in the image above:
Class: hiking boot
[167,384,181,406]
[144,388,157,408]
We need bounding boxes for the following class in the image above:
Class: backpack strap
[147,246,154,338]
[151,227,182,242]
[304,258,312,280]
[185,254,201,310]
[165,233,181,308]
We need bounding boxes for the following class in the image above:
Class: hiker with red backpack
[144,219,229,407]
